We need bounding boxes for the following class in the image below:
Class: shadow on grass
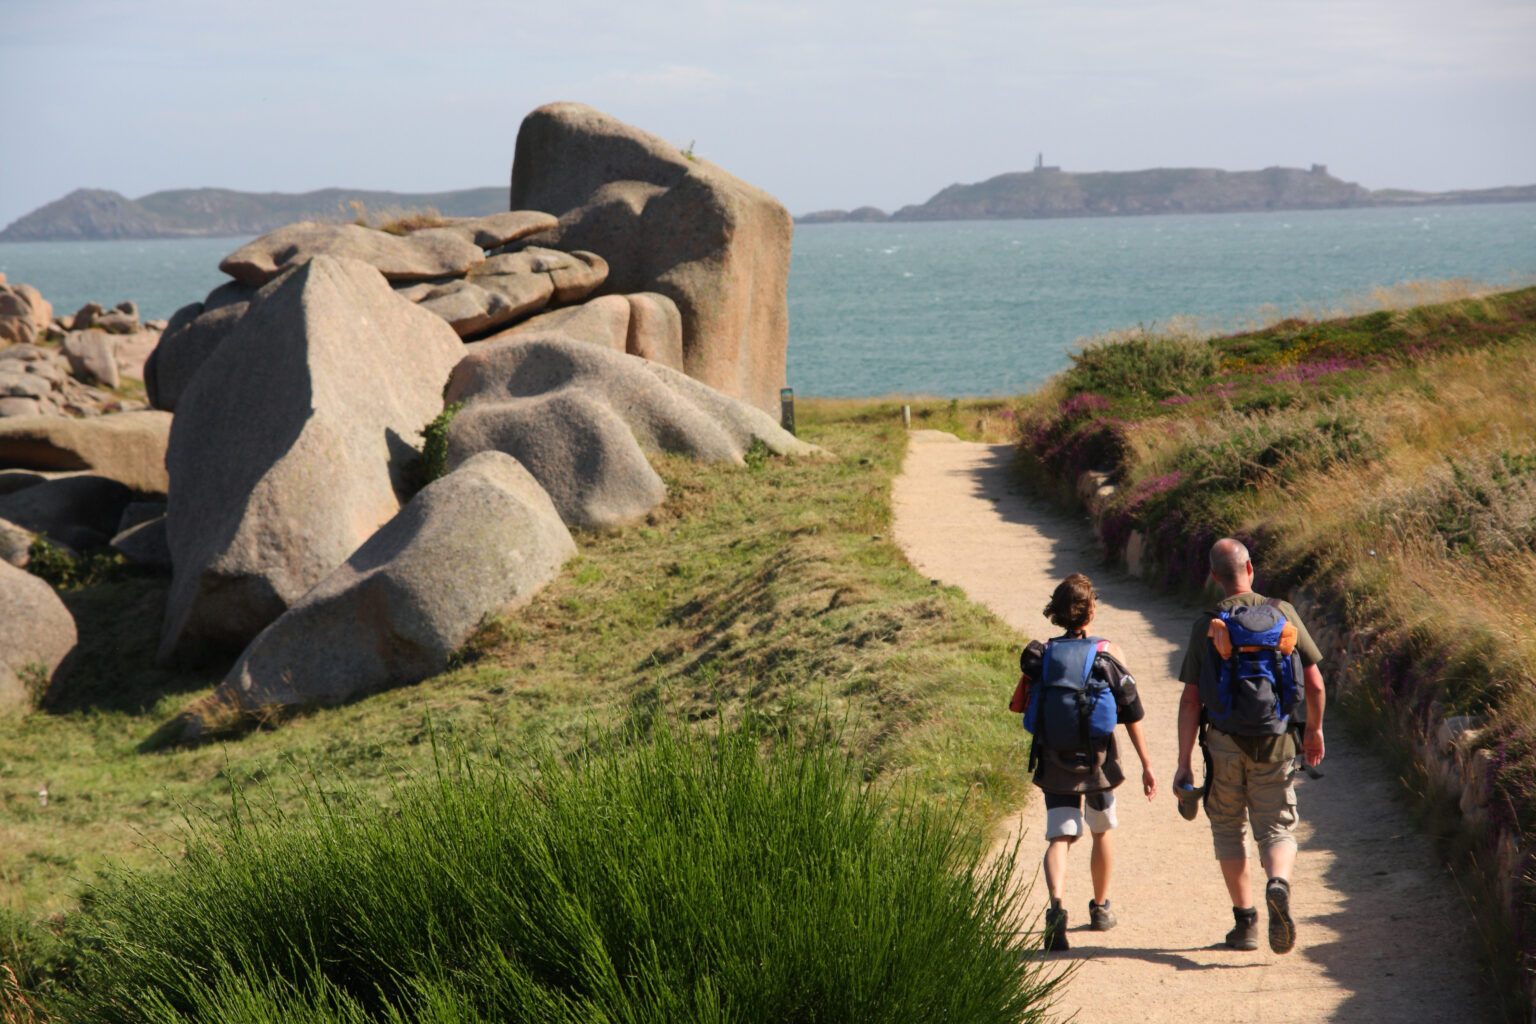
[44,572,226,715]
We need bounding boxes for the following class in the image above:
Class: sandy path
[891,431,1493,1023]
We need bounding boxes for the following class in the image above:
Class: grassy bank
[1,400,1037,1010]
[1014,284,1536,1014]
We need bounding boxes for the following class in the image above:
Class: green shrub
[415,402,463,490]
[54,725,1059,1023]
[25,538,126,591]
[1064,331,1217,400]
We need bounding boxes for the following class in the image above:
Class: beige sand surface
[892,430,1493,1023]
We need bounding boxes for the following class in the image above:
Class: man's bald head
[1210,538,1252,593]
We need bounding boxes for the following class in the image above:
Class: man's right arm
[1176,683,1202,784]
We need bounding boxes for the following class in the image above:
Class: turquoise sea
[3,202,1534,397]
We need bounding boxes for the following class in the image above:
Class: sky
[2,0,1533,228]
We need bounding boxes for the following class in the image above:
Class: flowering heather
[1126,471,1185,507]
[1265,357,1365,385]
[1058,392,1111,420]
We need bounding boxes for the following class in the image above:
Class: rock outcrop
[413,247,608,338]
[167,451,574,737]
[444,334,819,529]
[510,102,792,415]
[218,222,486,287]
[0,559,77,714]
[0,411,172,494]
[159,255,463,665]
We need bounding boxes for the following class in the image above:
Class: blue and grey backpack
[1023,637,1118,759]
[1198,601,1302,736]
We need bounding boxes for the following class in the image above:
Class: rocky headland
[797,166,1536,223]
[0,102,821,740]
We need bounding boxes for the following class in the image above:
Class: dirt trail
[892,431,1494,1023]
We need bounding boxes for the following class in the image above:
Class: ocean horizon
[3,201,1534,398]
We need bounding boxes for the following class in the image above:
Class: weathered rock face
[0,559,77,714]
[416,247,608,338]
[170,451,574,731]
[0,411,172,494]
[492,292,684,371]
[62,330,120,388]
[144,283,254,411]
[0,516,34,567]
[0,287,40,346]
[428,210,557,249]
[510,102,792,414]
[112,514,170,569]
[0,340,148,419]
[218,222,486,287]
[0,474,132,549]
[444,334,820,529]
[159,255,463,665]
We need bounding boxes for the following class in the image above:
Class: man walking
[1174,537,1326,954]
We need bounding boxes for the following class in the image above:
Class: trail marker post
[902,404,911,430]
[780,388,796,435]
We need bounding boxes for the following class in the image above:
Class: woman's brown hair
[1044,573,1096,634]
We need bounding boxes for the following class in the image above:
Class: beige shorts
[1044,791,1118,839]
[1205,729,1298,861]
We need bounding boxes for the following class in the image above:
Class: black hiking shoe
[1044,906,1070,951]
[1224,906,1258,951]
[1266,878,1296,954]
[1089,899,1117,931]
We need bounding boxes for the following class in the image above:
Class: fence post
[901,404,911,430]
[780,387,796,435]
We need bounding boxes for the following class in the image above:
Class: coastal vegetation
[0,402,1044,1017]
[1014,283,1536,1012]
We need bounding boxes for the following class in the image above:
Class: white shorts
[1044,791,1118,839]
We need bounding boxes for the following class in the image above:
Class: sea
[3,202,1534,397]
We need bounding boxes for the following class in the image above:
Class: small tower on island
[1034,152,1061,173]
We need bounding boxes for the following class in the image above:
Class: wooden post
[902,404,911,430]
[780,388,796,436]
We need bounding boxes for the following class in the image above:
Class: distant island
[0,186,506,242]
[798,162,1536,224]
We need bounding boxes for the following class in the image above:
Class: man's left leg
[1251,757,1300,954]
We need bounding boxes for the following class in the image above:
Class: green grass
[49,723,1059,1023]
[0,402,1036,1004]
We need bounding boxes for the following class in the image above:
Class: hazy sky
[2,0,1533,227]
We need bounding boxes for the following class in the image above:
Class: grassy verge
[1014,285,1536,1016]
[47,724,1058,1023]
[0,400,1036,1007]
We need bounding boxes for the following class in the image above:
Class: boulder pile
[1,103,816,735]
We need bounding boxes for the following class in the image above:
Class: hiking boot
[1224,906,1259,951]
[1089,899,1117,931]
[1044,906,1070,952]
[1266,878,1296,954]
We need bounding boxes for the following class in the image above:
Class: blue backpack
[1198,602,1302,736]
[1023,637,1118,756]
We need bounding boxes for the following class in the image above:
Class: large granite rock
[0,287,39,346]
[159,255,463,665]
[494,292,684,370]
[0,411,172,494]
[444,334,820,529]
[219,222,486,287]
[0,474,132,549]
[0,559,77,714]
[166,451,574,737]
[12,283,52,331]
[113,329,161,381]
[0,516,34,567]
[62,330,120,388]
[144,283,254,411]
[510,102,792,414]
[415,247,607,338]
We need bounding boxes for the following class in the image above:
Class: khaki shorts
[1205,729,1298,861]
